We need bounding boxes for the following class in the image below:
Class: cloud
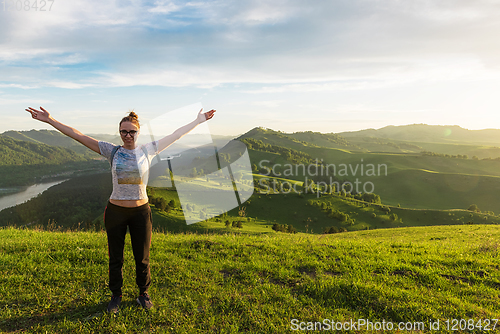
[0,83,38,89]
[2,0,500,89]
[147,1,181,14]
[0,97,52,105]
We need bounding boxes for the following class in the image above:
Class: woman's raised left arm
[157,108,216,153]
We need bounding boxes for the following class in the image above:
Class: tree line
[240,138,315,165]
[0,173,112,229]
[0,135,89,166]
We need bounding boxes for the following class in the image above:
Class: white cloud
[0,83,38,89]
[0,98,52,105]
[148,1,180,14]
[45,81,94,89]
[2,0,500,89]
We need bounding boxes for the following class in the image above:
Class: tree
[467,204,480,213]
[327,226,338,234]
[158,198,167,211]
[238,206,246,218]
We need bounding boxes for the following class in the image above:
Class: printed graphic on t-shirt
[115,150,146,185]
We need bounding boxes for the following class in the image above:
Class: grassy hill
[1,225,499,333]
[239,127,500,214]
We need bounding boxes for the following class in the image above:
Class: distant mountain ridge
[236,127,359,151]
[239,124,500,146]
[338,124,500,145]
[1,130,100,155]
[2,129,78,147]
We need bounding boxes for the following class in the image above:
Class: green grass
[1,225,499,333]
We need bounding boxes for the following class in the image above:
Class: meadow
[2,126,500,333]
[1,225,499,333]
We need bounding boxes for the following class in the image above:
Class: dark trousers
[104,201,152,296]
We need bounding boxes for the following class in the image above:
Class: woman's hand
[197,108,216,123]
[158,108,217,153]
[26,106,51,123]
[25,106,100,154]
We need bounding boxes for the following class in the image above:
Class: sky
[1,0,500,137]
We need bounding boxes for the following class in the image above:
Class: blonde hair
[120,111,140,128]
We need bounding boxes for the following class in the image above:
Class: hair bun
[119,110,141,128]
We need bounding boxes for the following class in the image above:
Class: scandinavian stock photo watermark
[256,158,387,197]
[290,318,499,332]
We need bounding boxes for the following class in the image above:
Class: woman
[26,106,216,313]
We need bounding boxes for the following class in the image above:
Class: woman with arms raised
[26,106,215,313]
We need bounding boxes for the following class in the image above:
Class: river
[0,179,68,211]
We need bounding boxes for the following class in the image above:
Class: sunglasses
[120,130,138,137]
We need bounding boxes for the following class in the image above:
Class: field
[1,225,499,333]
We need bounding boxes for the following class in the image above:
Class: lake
[0,180,68,211]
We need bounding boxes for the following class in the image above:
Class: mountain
[1,130,99,156]
[0,135,108,187]
[338,124,500,145]
[0,135,90,166]
[236,127,359,152]
[236,126,500,215]
[2,129,75,146]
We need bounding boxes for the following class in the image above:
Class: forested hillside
[2,129,79,147]
[0,135,90,165]
[0,136,108,187]
[0,173,112,228]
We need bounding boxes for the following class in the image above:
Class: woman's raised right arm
[26,106,100,154]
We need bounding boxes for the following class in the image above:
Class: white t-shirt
[98,140,159,200]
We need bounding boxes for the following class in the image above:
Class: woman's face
[119,121,140,145]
